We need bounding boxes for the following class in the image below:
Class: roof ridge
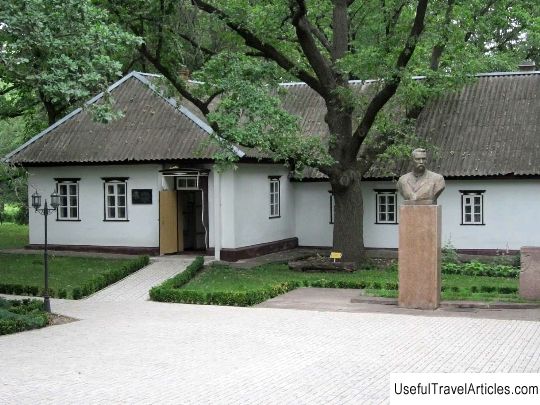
[278,71,540,87]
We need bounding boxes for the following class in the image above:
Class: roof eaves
[2,71,140,163]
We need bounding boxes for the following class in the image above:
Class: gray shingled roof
[6,71,540,178]
[5,72,246,164]
[416,72,540,177]
[283,71,540,179]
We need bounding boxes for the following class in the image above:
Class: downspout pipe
[214,170,221,261]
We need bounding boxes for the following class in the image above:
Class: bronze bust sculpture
[397,148,445,204]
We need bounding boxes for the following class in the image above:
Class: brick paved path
[86,255,205,302]
[1,297,539,404]
[1,255,539,403]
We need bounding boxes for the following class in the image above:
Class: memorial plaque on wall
[132,189,152,204]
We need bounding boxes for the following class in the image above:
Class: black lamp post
[31,190,60,313]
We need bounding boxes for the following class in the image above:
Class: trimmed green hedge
[150,256,205,299]
[150,257,521,307]
[0,298,48,335]
[0,255,150,300]
[72,255,150,299]
[150,258,404,307]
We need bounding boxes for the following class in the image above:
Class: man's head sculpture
[396,148,446,204]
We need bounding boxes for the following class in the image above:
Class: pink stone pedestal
[520,247,540,300]
[398,204,442,310]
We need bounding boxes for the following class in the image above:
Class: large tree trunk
[325,94,368,264]
[331,171,367,263]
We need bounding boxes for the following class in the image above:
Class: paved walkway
[1,256,540,403]
[1,298,539,404]
[258,288,540,321]
[86,255,209,302]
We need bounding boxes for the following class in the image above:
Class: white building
[4,70,540,260]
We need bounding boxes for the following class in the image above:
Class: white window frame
[461,190,485,225]
[56,179,80,221]
[375,190,397,224]
[176,175,199,190]
[269,177,280,218]
[104,180,128,221]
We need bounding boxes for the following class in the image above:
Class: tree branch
[384,0,407,39]
[177,32,216,56]
[332,0,349,61]
[309,22,332,54]
[464,0,497,42]
[203,89,223,110]
[350,0,429,158]
[139,44,211,116]
[191,0,323,95]
[289,0,335,95]
[156,0,165,60]
[430,0,455,70]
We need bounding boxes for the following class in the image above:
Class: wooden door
[159,191,177,255]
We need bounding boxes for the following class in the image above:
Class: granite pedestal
[520,247,540,300]
[398,204,442,310]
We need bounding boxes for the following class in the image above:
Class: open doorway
[159,169,209,255]
[179,190,206,251]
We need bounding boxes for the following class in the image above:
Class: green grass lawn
[181,263,522,302]
[0,253,136,298]
[0,223,29,249]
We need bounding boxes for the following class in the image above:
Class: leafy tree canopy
[0,0,139,125]
[101,0,538,260]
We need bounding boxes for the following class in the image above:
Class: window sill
[269,216,281,219]
[56,219,81,222]
[103,219,130,222]
[375,222,398,225]
[460,223,485,226]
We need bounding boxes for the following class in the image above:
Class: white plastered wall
[292,182,333,247]
[28,164,160,248]
[217,163,295,249]
[294,179,540,250]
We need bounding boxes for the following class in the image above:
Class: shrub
[497,286,518,294]
[0,298,48,335]
[72,255,150,299]
[384,282,399,290]
[441,261,519,278]
[150,256,205,301]
[151,281,299,307]
[0,256,150,300]
[442,240,459,264]
[72,287,82,300]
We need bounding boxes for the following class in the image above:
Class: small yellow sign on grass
[330,251,342,262]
